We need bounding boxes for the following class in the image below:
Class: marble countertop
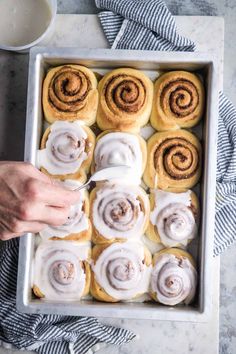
[0,13,223,354]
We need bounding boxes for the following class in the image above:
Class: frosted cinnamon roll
[90,183,150,244]
[143,129,202,189]
[91,241,152,302]
[32,241,91,301]
[97,68,153,133]
[92,131,147,182]
[42,64,98,125]
[150,248,197,306]
[147,189,199,247]
[151,71,205,131]
[37,121,95,183]
[39,180,91,242]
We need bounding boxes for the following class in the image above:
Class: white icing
[33,241,90,301]
[92,184,149,240]
[151,253,197,306]
[37,121,88,175]
[94,133,143,184]
[150,189,197,247]
[39,180,89,240]
[92,242,152,300]
[141,235,164,255]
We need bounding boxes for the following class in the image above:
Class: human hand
[0,161,81,241]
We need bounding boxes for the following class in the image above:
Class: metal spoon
[74,165,132,192]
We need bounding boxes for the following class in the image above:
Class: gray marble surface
[0,1,235,354]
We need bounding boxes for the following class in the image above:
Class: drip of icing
[40,180,89,240]
[92,242,152,300]
[151,253,197,305]
[92,184,149,240]
[33,241,90,301]
[150,189,197,247]
[94,132,142,183]
[37,121,88,175]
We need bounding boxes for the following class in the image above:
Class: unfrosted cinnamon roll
[143,130,202,189]
[147,188,199,247]
[37,121,95,183]
[97,68,153,133]
[42,65,98,125]
[32,241,91,301]
[90,183,150,244]
[39,180,91,242]
[92,131,147,182]
[150,248,197,306]
[151,71,205,131]
[91,241,152,302]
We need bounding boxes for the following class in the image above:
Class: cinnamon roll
[39,180,91,242]
[90,183,150,244]
[151,71,205,131]
[97,68,153,133]
[143,130,202,189]
[92,131,147,182]
[91,241,152,302]
[150,248,197,306]
[32,241,91,301]
[37,121,95,182]
[42,64,98,125]
[147,188,199,247]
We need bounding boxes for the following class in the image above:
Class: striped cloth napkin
[0,1,235,354]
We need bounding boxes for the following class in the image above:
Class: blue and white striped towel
[0,1,234,353]
[96,0,236,256]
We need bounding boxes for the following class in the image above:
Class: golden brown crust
[143,129,202,189]
[151,71,205,131]
[146,188,200,245]
[96,68,154,133]
[42,64,98,125]
[40,124,95,183]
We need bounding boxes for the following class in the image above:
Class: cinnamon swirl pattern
[92,131,147,182]
[37,121,95,182]
[150,248,197,306]
[32,241,91,301]
[90,183,150,244]
[43,65,98,125]
[147,189,199,247]
[97,68,154,133]
[151,71,205,131]
[91,242,152,302]
[39,180,91,242]
[144,129,202,189]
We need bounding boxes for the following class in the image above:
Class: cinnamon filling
[48,66,91,113]
[160,79,199,119]
[154,137,199,180]
[104,74,146,114]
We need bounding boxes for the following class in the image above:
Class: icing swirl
[33,241,90,301]
[94,132,143,180]
[37,121,89,175]
[92,242,151,300]
[92,184,149,240]
[151,252,197,305]
[150,189,197,247]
